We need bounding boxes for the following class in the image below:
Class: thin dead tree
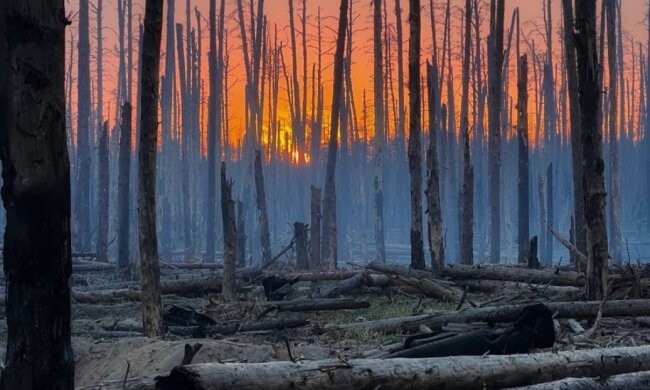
[96,121,109,263]
[517,53,530,264]
[575,0,609,300]
[562,0,586,271]
[117,103,132,275]
[254,149,272,264]
[321,0,349,270]
[373,0,386,263]
[426,61,445,275]
[138,0,164,337]
[408,0,425,269]
[459,0,474,266]
[221,162,237,301]
[487,0,505,264]
[0,0,74,386]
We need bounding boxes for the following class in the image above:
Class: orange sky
[65,0,649,157]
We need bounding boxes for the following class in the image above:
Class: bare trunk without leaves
[254,149,272,264]
[373,0,386,264]
[310,186,322,269]
[517,54,530,264]
[295,222,308,270]
[575,0,609,301]
[117,103,133,275]
[0,0,74,386]
[221,162,237,302]
[137,0,164,337]
[459,0,473,266]
[76,0,91,251]
[96,121,110,263]
[488,0,505,264]
[321,0,349,270]
[426,62,445,275]
[408,0,425,270]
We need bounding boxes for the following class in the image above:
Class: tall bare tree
[117,103,132,275]
[0,0,74,386]
[517,53,530,264]
[138,0,165,337]
[575,0,609,300]
[488,0,505,264]
[221,162,238,301]
[322,0,349,270]
[373,0,386,263]
[96,121,109,263]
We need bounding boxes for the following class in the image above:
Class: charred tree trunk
[221,162,237,302]
[426,61,445,275]
[606,0,622,264]
[575,0,609,301]
[117,103,133,275]
[562,0,586,271]
[295,222,308,270]
[459,0,474,266]
[408,0,425,270]
[76,0,91,251]
[321,0,349,270]
[137,0,164,337]
[310,186,322,269]
[206,0,218,261]
[373,0,386,264]
[255,149,272,265]
[0,0,74,386]
[96,121,110,263]
[487,0,505,264]
[546,163,553,266]
[236,200,246,268]
[517,55,530,264]
[396,0,406,155]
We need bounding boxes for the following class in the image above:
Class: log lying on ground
[511,370,650,389]
[368,262,465,302]
[155,345,650,390]
[312,272,369,299]
[261,298,370,314]
[167,318,309,337]
[325,299,650,334]
[455,279,582,295]
[441,264,584,286]
[268,270,360,281]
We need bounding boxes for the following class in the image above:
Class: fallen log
[325,299,650,334]
[261,298,370,315]
[455,279,582,296]
[368,262,465,302]
[312,272,369,299]
[510,370,650,389]
[155,345,650,390]
[269,271,360,281]
[441,264,584,286]
[167,318,309,337]
[548,228,588,265]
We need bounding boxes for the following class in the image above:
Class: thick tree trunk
[310,186,322,269]
[511,370,650,389]
[545,163,553,266]
[426,62,444,275]
[408,0,425,270]
[441,264,582,286]
[488,0,505,264]
[117,103,132,276]
[395,0,406,154]
[373,0,386,264]
[517,54,530,264]
[96,121,110,263]
[206,0,218,261]
[575,0,609,301]
[294,222,309,270]
[137,0,164,337]
[0,0,74,386]
[254,149,272,264]
[221,162,238,302]
[321,0,349,270]
[157,346,650,390]
[236,200,247,267]
[75,0,92,251]
[459,0,473,266]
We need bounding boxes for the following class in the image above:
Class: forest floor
[2,258,650,388]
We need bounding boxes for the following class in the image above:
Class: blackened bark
[562,0,586,271]
[310,186,322,269]
[117,103,133,275]
[517,54,530,264]
[96,121,110,263]
[322,0,349,270]
[0,0,74,386]
[459,0,473,266]
[373,0,386,264]
[255,149,272,264]
[221,162,237,302]
[575,0,609,301]
[295,222,308,270]
[76,0,91,250]
[408,0,425,270]
[426,62,445,275]
[546,163,553,266]
[138,0,164,337]
[236,200,247,268]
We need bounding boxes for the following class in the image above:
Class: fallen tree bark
[312,272,369,298]
[155,345,650,390]
[455,279,582,296]
[261,298,370,314]
[167,318,309,337]
[325,299,650,334]
[368,262,465,302]
[441,264,584,286]
[510,370,650,389]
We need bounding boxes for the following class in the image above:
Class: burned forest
[5,0,650,388]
